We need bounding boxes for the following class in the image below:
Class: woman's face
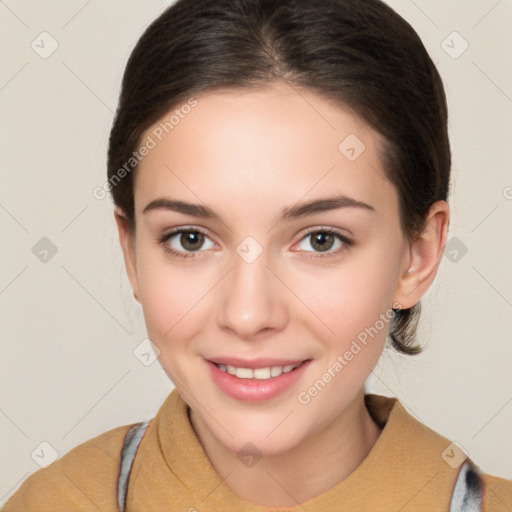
[121,81,413,455]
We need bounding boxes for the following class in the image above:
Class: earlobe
[393,200,450,309]
[113,207,140,303]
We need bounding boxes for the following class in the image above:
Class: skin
[115,80,449,507]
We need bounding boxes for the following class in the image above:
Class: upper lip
[207,356,309,369]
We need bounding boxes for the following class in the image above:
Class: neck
[188,390,383,508]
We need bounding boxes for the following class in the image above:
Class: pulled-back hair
[107,0,451,355]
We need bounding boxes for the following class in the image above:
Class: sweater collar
[155,388,457,510]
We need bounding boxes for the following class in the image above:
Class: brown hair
[107,0,451,355]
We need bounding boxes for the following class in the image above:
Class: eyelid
[297,225,351,239]
[162,225,214,240]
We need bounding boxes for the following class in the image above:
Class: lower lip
[206,359,312,402]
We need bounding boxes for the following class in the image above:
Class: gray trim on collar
[449,459,484,512]
[117,420,151,512]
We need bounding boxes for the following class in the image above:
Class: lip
[206,356,306,369]
[205,358,312,402]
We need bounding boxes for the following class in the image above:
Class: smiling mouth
[212,360,309,380]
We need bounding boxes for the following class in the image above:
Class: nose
[217,248,288,340]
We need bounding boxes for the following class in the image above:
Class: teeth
[216,362,302,380]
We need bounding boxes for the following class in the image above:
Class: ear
[114,207,140,303]
[393,200,450,309]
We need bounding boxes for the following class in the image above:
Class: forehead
[135,81,397,221]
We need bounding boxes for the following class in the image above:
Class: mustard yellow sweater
[3,389,511,511]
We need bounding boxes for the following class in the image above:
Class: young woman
[4,0,511,510]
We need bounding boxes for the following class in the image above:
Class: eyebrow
[142,194,376,222]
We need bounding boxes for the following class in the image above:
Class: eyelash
[157,226,354,260]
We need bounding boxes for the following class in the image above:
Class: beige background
[1,0,511,504]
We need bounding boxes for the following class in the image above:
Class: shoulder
[2,423,136,512]
[366,393,512,509]
[480,473,512,511]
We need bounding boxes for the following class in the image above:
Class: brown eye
[179,230,205,251]
[159,227,215,258]
[295,228,353,258]
[309,232,336,252]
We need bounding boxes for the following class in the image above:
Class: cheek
[135,252,205,344]
[293,250,401,336]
